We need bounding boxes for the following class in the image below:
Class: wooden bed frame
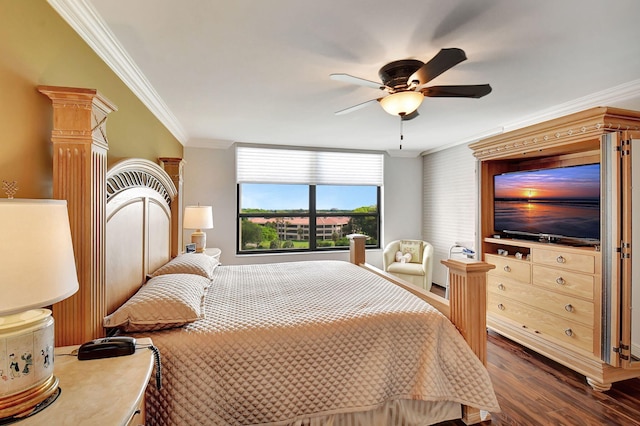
[40,85,495,425]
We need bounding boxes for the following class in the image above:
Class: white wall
[183,146,422,269]
[422,144,477,287]
[382,155,423,244]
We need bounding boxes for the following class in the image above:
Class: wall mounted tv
[493,163,600,245]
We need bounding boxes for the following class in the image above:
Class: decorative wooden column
[441,258,495,425]
[38,86,117,346]
[159,157,185,257]
[348,234,367,265]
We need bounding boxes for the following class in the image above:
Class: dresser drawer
[488,293,593,353]
[487,274,528,297]
[485,254,531,283]
[532,248,595,273]
[532,265,595,300]
[488,275,594,326]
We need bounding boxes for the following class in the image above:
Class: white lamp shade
[184,205,214,230]
[0,199,79,315]
[379,91,424,116]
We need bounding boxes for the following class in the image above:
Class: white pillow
[395,251,412,263]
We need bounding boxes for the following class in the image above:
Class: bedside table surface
[21,337,154,426]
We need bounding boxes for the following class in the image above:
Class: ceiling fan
[330,48,492,121]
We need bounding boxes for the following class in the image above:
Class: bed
[102,159,498,425]
[38,86,498,425]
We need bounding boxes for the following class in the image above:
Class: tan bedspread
[139,260,499,425]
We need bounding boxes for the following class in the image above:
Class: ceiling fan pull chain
[399,116,404,150]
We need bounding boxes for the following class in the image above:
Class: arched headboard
[105,159,178,314]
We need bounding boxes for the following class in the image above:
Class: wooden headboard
[105,159,177,315]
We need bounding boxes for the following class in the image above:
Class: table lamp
[0,199,79,420]
[183,205,213,253]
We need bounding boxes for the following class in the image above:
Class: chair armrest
[421,242,434,288]
[383,241,400,270]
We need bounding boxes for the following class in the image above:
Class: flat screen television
[493,163,600,245]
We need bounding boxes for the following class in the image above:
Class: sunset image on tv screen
[494,164,600,241]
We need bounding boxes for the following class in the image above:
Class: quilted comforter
[137,260,499,425]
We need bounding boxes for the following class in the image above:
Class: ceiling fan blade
[330,73,384,90]
[409,48,467,85]
[401,110,420,121]
[420,84,492,98]
[334,98,380,115]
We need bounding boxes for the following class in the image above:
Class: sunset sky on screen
[494,164,600,199]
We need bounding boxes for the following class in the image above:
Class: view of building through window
[238,184,380,252]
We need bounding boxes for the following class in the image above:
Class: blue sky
[241,184,377,210]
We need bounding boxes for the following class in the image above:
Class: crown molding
[501,78,640,133]
[420,127,505,156]
[47,0,188,144]
[422,79,640,156]
[385,149,422,158]
[185,138,235,150]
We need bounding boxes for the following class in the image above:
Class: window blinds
[236,146,384,186]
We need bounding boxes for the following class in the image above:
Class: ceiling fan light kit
[379,91,424,116]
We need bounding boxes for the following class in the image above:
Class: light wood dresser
[485,239,600,357]
[470,106,640,390]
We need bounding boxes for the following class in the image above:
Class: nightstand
[204,247,221,262]
[21,337,154,425]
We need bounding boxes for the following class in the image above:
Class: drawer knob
[556,277,566,285]
[564,304,574,312]
[503,265,511,272]
[498,283,505,291]
[498,303,505,311]
[564,328,573,337]
[556,255,566,264]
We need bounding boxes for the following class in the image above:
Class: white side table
[204,247,221,262]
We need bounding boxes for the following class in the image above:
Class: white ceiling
[51,0,640,156]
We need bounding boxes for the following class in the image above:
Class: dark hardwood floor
[429,285,640,426]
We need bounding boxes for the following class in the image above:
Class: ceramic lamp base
[0,375,59,420]
[0,309,57,419]
[191,230,207,253]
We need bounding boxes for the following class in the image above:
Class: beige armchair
[383,240,434,291]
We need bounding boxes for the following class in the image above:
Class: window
[236,146,383,254]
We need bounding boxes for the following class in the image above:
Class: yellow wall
[0,0,183,198]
